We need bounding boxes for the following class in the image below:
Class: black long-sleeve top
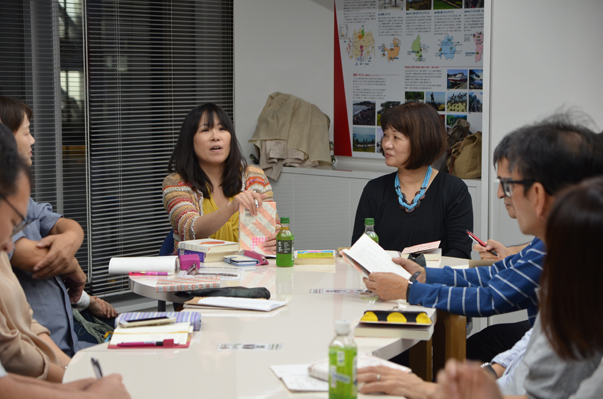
[352,171,473,258]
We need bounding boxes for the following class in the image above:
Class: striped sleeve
[162,173,203,245]
[244,165,274,200]
[410,239,545,321]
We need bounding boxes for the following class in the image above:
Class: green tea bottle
[329,320,357,399]
[364,218,379,243]
[276,217,294,267]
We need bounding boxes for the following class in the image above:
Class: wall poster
[334,0,485,158]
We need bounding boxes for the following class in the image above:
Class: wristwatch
[406,271,422,300]
[481,362,497,377]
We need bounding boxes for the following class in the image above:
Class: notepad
[108,322,193,348]
[190,297,287,312]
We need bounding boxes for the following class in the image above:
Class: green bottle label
[328,347,357,399]
[276,238,294,267]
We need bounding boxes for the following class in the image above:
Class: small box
[178,254,200,271]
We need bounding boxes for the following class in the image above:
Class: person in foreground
[359,115,603,398]
[434,176,603,399]
[352,102,473,257]
[163,103,277,253]
[0,96,116,355]
[0,125,128,399]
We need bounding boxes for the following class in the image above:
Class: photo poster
[334,0,485,158]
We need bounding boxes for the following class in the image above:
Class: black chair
[156,230,175,311]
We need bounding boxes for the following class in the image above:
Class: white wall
[233,0,334,159]
[488,0,603,244]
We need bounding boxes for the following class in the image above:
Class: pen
[91,357,103,379]
[117,341,170,347]
[129,272,169,276]
[466,230,499,257]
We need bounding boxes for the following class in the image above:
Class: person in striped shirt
[360,113,603,398]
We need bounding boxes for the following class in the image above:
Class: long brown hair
[540,176,603,360]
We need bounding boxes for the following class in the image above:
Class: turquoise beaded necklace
[394,166,432,213]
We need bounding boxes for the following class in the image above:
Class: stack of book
[177,238,239,263]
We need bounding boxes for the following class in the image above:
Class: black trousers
[466,320,531,363]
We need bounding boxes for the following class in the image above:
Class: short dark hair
[0,123,30,197]
[168,103,246,197]
[380,102,446,170]
[540,176,603,360]
[0,96,33,133]
[506,113,603,196]
[492,131,519,167]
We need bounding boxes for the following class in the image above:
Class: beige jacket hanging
[249,92,331,180]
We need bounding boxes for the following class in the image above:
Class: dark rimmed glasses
[499,177,536,198]
[0,193,33,236]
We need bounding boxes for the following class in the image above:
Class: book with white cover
[341,234,412,279]
[178,239,239,253]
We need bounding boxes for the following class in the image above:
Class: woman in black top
[352,103,473,258]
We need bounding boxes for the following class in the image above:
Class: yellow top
[202,196,239,242]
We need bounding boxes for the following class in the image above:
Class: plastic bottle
[328,320,357,399]
[364,218,379,243]
[276,217,294,267]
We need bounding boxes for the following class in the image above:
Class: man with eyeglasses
[361,114,603,398]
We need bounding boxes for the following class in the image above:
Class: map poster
[334,0,485,158]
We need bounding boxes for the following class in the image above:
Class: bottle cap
[280,217,290,224]
[364,218,375,226]
[335,320,350,335]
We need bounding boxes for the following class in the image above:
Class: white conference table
[65,256,470,398]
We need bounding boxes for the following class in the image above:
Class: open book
[341,234,412,279]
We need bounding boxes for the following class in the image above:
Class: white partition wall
[233,0,334,159]
[488,0,603,245]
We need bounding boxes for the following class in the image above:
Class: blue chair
[159,230,175,256]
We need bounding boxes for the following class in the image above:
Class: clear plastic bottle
[276,217,294,267]
[364,218,379,243]
[328,320,357,399]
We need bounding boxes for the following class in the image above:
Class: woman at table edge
[351,102,473,257]
[163,103,277,254]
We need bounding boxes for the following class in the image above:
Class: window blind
[1,0,233,296]
[86,0,234,295]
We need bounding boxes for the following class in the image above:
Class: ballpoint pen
[129,272,169,276]
[466,230,499,257]
[91,357,103,379]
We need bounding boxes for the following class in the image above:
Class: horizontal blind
[86,0,234,295]
[1,0,90,282]
[0,0,62,209]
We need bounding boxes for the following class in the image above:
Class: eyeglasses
[0,193,33,236]
[499,178,536,198]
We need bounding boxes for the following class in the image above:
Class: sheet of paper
[108,256,177,274]
[196,297,287,312]
[270,364,311,379]
[345,235,412,279]
[281,375,328,392]
[270,364,328,392]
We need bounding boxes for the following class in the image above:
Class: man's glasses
[499,177,536,198]
[0,193,33,236]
